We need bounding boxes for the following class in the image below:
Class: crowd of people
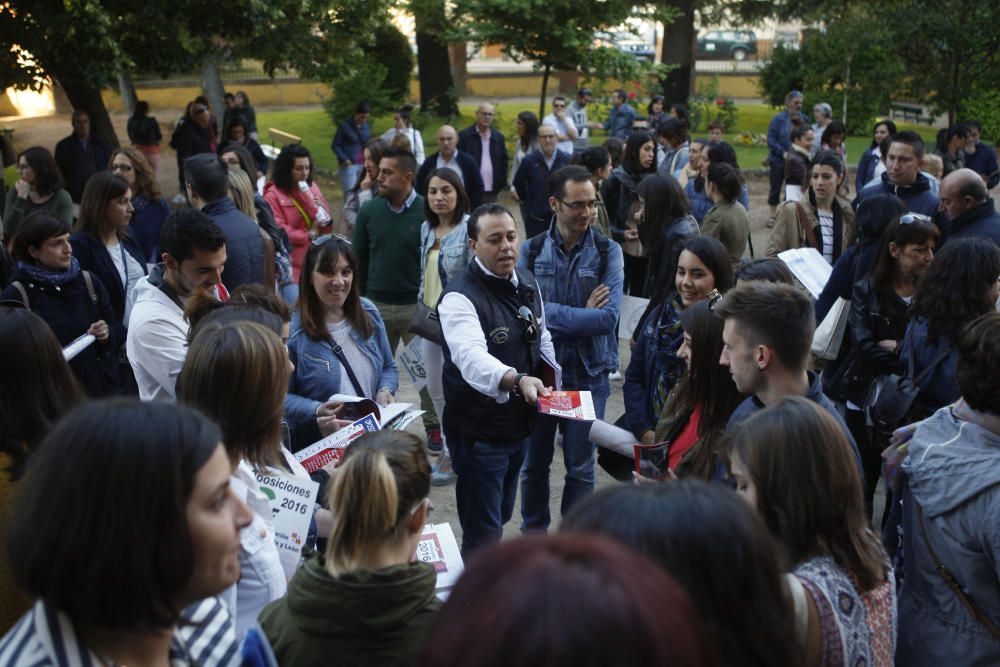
[1,86,999,667]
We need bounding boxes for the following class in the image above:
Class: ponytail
[325,431,431,576]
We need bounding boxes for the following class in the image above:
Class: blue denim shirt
[517,222,624,377]
[417,214,472,304]
[285,298,399,430]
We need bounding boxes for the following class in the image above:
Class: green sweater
[259,551,440,667]
[3,188,74,242]
[353,192,425,304]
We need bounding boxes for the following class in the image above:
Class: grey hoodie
[897,408,1000,665]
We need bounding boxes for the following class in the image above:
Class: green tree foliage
[451,0,671,118]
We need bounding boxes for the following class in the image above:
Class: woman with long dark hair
[601,130,657,295]
[827,214,938,514]
[701,161,750,270]
[125,100,162,175]
[341,138,389,238]
[285,236,398,448]
[685,140,749,222]
[856,120,897,193]
[902,236,1000,415]
[3,147,72,242]
[218,116,268,178]
[263,144,333,302]
[637,173,698,298]
[1,212,121,397]
[624,236,734,445]
[727,397,895,666]
[571,146,613,238]
[563,481,799,667]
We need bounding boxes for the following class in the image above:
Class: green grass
[258,103,939,175]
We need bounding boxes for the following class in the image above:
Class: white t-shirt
[327,319,376,397]
[106,240,144,324]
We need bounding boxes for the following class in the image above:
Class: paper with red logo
[536,391,597,421]
[294,413,380,473]
[413,522,464,600]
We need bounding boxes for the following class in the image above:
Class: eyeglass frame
[557,198,599,211]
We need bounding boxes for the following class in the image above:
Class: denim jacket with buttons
[417,214,472,305]
[285,298,399,445]
[517,221,624,377]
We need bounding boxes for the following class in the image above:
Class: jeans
[280,282,299,306]
[768,159,784,206]
[373,300,439,431]
[420,336,449,456]
[520,368,610,531]
[338,164,363,195]
[451,428,527,558]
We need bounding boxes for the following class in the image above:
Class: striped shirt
[0,597,250,666]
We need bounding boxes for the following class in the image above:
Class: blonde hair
[922,153,944,180]
[178,321,288,470]
[326,431,431,576]
[227,166,258,220]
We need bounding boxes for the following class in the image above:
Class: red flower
[628,92,636,100]
[715,97,725,106]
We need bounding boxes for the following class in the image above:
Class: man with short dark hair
[602,89,637,140]
[439,204,556,555]
[170,101,216,203]
[766,91,807,219]
[656,117,689,179]
[458,102,508,204]
[512,124,570,238]
[54,110,110,203]
[939,168,1000,243]
[416,125,484,208]
[715,281,862,472]
[127,208,228,401]
[962,120,1000,188]
[854,131,942,223]
[568,88,595,152]
[184,154,264,292]
[518,166,623,531]
[331,101,371,194]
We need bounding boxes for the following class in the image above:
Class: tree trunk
[842,54,851,127]
[414,0,459,117]
[659,0,695,104]
[118,69,138,116]
[539,63,551,119]
[200,55,226,126]
[56,75,119,149]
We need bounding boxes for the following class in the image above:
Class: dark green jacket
[259,550,440,667]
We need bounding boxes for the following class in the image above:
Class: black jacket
[948,198,1000,244]
[202,197,266,292]
[0,267,121,397]
[457,125,509,193]
[415,151,485,209]
[69,232,148,323]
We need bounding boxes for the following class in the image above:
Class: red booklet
[537,391,597,421]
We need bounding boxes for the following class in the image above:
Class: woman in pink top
[263,144,332,303]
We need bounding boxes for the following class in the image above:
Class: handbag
[811,297,849,360]
[407,301,443,345]
[793,202,820,251]
[867,344,951,437]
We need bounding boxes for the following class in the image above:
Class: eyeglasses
[312,233,352,247]
[516,305,538,343]
[111,163,133,173]
[899,213,933,225]
[553,103,566,109]
[558,198,599,211]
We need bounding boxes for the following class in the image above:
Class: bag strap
[594,229,610,280]
[326,340,365,397]
[917,502,1000,640]
[909,343,952,386]
[10,281,29,310]
[81,270,98,305]
[526,231,546,274]
[794,203,820,251]
[290,196,314,230]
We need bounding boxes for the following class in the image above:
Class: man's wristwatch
[510,372,529,398]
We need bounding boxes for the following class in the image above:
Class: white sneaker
[608,370,623,381]
[171,193,187,205]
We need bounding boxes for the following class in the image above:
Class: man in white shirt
[127,208,228,401]
[438,204,556,556]
[542,96,579,155]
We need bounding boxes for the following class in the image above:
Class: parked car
[696,30,757,61]
[595,31,656,61]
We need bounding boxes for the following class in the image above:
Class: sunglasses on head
[899,213,933,226]
[312,234,353,247]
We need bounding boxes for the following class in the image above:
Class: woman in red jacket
[263,144,332,304]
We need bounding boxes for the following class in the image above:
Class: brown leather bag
[259,227,276,292]
[793,203,820,251]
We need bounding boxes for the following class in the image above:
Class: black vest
[440,260,543,442]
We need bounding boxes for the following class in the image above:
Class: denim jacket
[417,214,472,304]
[517,222,624,377]
[285,298,399,443]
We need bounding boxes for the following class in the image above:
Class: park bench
[261,127,302,159]
[890,102,934,125]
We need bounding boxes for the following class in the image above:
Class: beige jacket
[764,193,856,262]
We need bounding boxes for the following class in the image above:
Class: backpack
[525,228,611,281]
[9,270,98,310]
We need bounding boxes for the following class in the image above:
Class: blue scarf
[16,257,81,286]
